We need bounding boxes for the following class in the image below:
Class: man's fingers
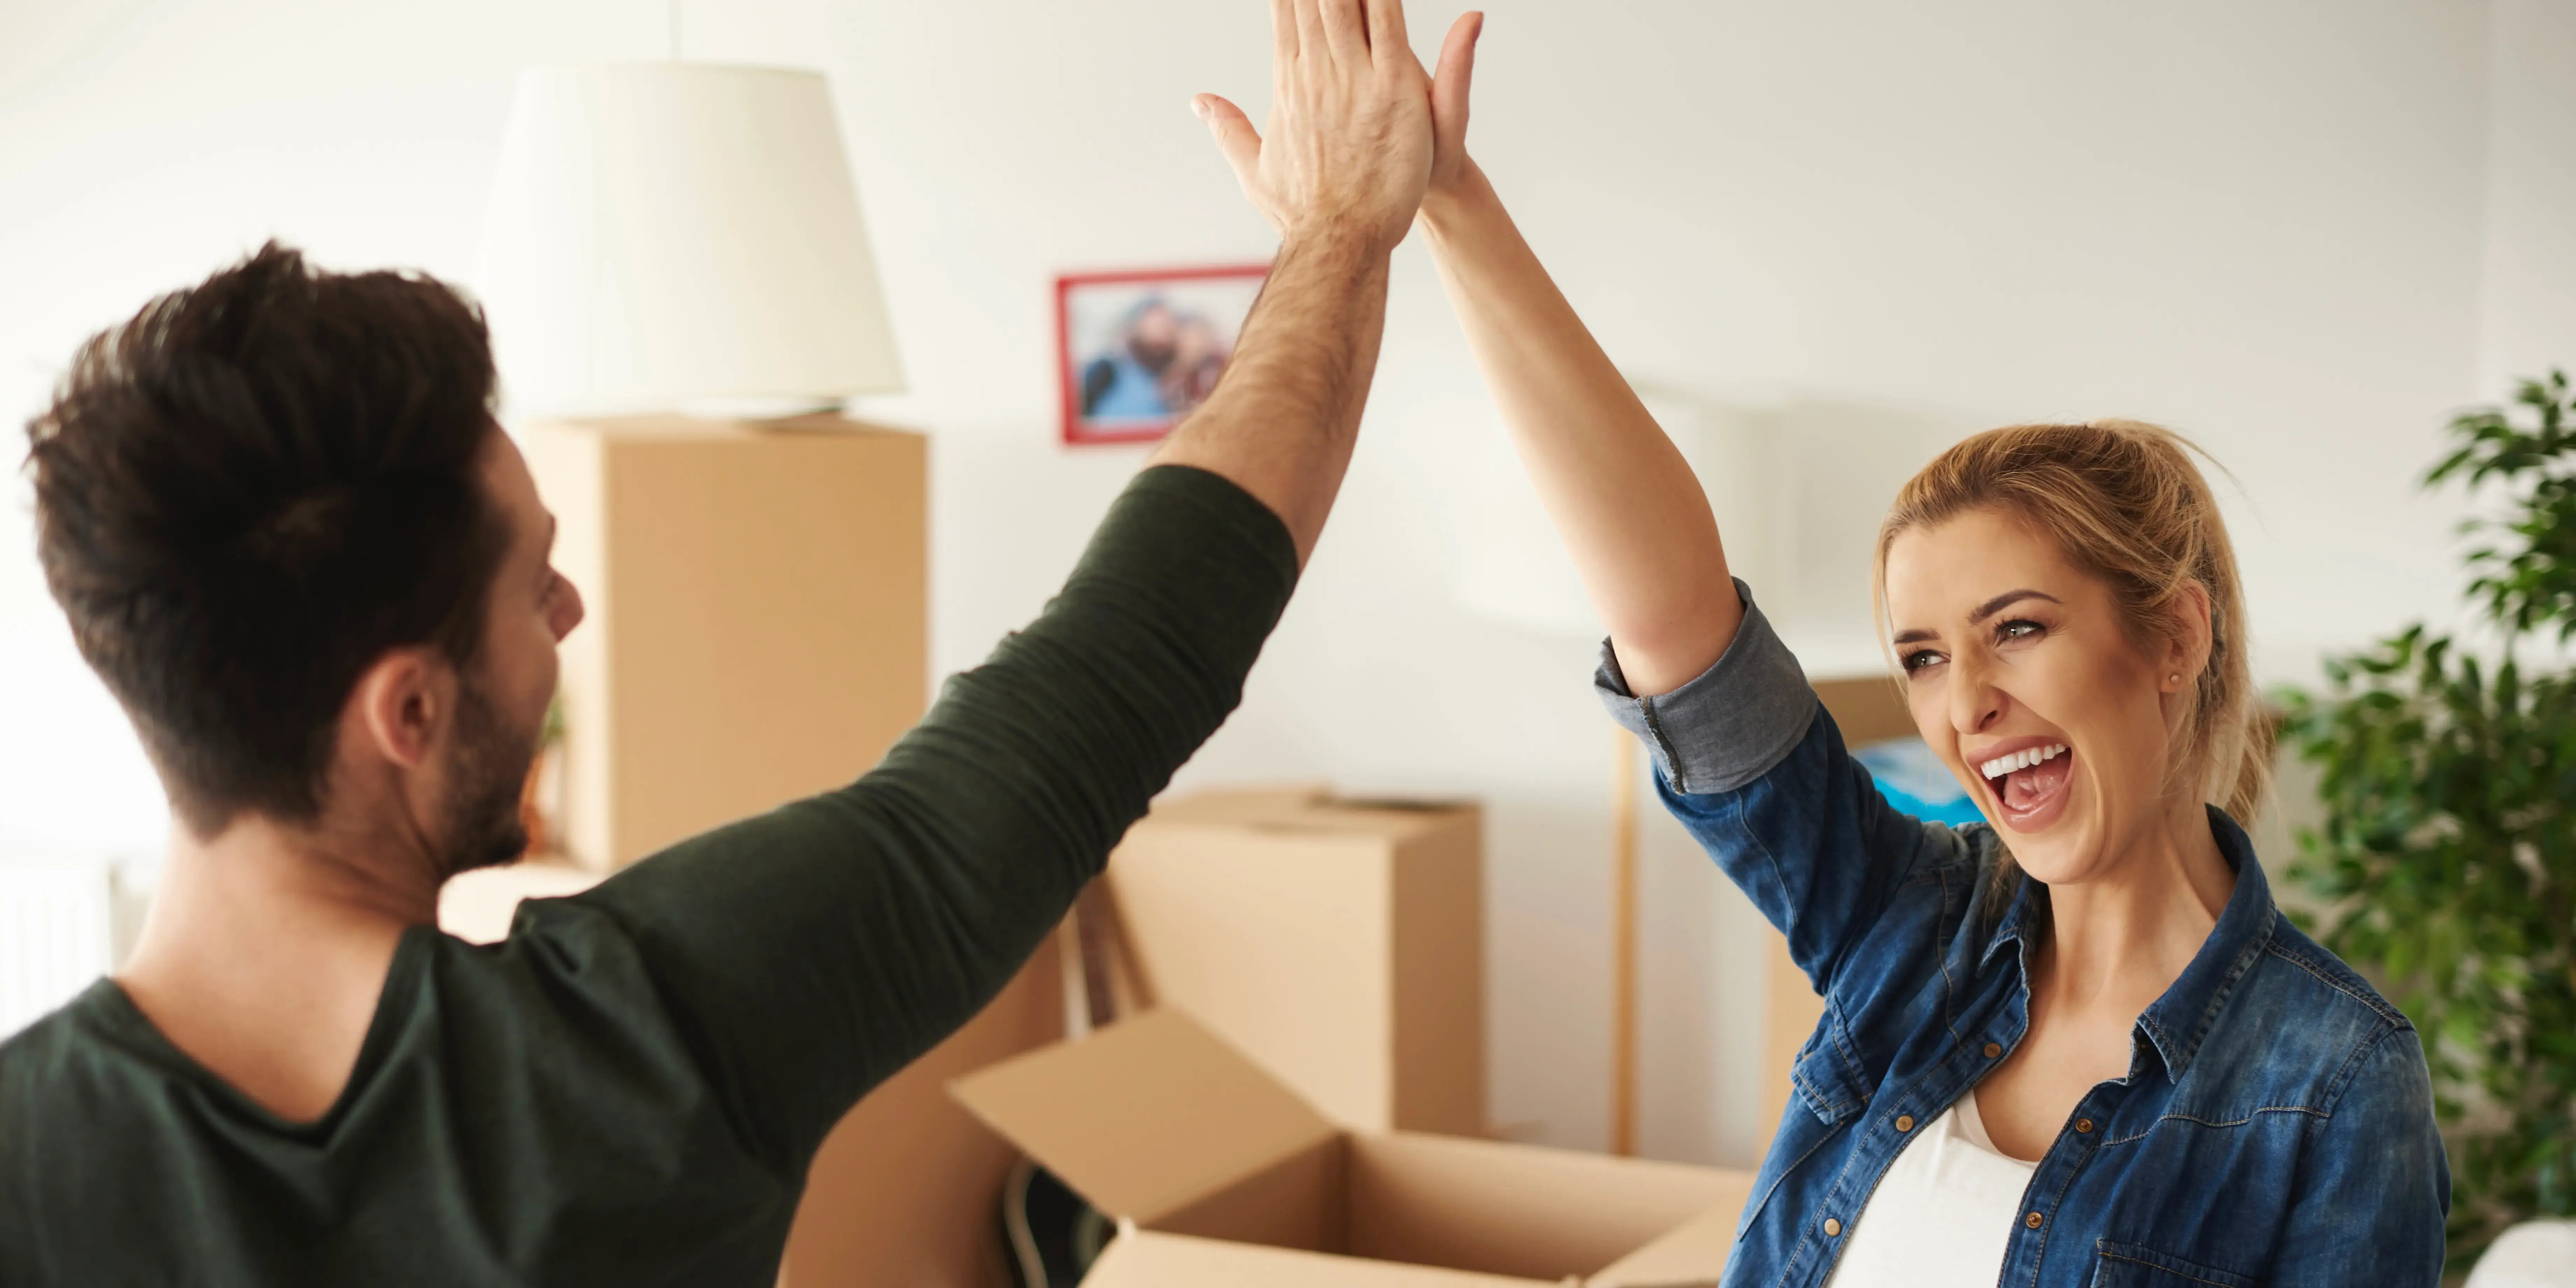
[1270,0,1297,70]
[1430,10,1482,138]
[1367,0,1411,68]
[1318,0,1368,63]
[1195,94,1264,187]
[1291,0,1328,68]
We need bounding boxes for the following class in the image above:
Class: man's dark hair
[24,242,512,836]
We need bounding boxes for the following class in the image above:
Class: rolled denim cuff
[1593,579,1817,794]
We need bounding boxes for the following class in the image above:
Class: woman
[1410,15,2448,1287]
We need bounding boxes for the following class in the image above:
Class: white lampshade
[476,64,904,418]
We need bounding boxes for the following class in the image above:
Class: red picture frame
[1056,263,1273,446]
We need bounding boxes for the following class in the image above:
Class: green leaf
[2302,369,2576,1277]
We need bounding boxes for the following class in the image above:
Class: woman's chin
[1982,778,2100,884]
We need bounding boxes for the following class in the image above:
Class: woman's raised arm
[1418,16,1743,696]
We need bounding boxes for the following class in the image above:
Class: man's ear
[347,646,453,771]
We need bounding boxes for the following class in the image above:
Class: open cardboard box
[951,1010,1752,1286]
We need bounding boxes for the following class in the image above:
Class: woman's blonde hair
[1872,420,2272,838]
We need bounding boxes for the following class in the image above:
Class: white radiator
[0,862,120,1041]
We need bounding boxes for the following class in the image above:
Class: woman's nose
[1948,653,2005,735]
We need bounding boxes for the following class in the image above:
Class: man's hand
[1194,0,1436,256]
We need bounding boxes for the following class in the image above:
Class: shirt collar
[1981,860,2042,972]
[1980,805,2279,1081]
[2133,807,2278,1079]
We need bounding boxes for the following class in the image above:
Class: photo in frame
[1056,264,1271,445]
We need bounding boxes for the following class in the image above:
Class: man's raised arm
[1158,0,1433,562]
[565,0,1437,1178]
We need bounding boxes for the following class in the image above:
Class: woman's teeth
[1979,743,2068,780]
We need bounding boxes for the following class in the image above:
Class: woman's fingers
[1431,10,1482,144]
[1366,0,1410,67]
[1195,94,1264,191]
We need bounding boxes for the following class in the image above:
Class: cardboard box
[1106,787,1483,1136]
[780,946,1063,1288]
[952,1010,1752,1287]
[518,415,927,871]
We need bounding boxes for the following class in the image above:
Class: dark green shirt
[0,466,1298,1286]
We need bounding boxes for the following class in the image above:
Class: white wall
[2479,0,2576,392]
[2,0,2568,1162]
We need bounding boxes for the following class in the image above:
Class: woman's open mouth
[1977,741,2075,832]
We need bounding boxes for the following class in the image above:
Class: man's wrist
[1278,213,1401,267]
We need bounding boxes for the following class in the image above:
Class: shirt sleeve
[2266,1026,2450,1287]
[561,464,1299,1178]
[1595,580,1969,994]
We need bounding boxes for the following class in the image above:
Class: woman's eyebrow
[1971,588,2061,622]
[1890,589,2065,646]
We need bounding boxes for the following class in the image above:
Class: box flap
[1584,1192,1753,1288]
[1146,784,1332,826]
[1145,784,1471,842]
[1086,1230,1545,1287]
[948,1009,1338,1226]
[1345,1134,1744,1280]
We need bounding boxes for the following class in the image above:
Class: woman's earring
[2168,673,2182,688]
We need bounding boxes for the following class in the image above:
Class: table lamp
[476,62,904,417]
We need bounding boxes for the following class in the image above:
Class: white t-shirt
[1822,1090,2039,1288]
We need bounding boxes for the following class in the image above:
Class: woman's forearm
[1421,161,1743,695]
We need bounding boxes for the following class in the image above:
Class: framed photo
[1056,264,1271,446]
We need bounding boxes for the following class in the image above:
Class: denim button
[2075,1118,2094,1134]
[1983,1042,2003,1058]
[2025,1212,2044,1229]
[1823,1218,1842,1237]
[1895,1115,1916,1132]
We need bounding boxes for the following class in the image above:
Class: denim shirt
[1597,584,2448,1288]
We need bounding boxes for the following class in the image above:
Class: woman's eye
[1998,619,2044,643]
[1902,650,1944,672]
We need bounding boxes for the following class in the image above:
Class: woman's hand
[1423,12,1485,209]
[1194,0,1438,258]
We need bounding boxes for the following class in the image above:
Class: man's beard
[1129,336,1178,374]
[435,677,538,880]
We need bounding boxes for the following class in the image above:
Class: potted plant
[2281,371,2576,1276]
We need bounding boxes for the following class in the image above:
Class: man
[1080,298,1183,420]
[0,1,1459,1280]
